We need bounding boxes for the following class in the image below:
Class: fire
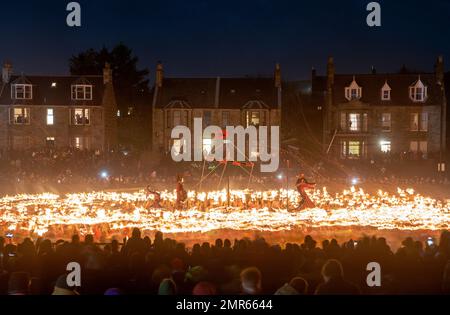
[0,187,449,238]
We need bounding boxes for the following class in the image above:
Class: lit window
[172,139,186,156]
[73,137,90,150]
[380,140,391,153]
[47,108,54,125]
[381,113,391,132]
[420,112,428,132]
[409,78,427,102]
[117,110,121,117]
[203,138,212,155]
[12,108,30,124]
[51,82,57,88]
[410,141,428,157]
[73,108,90,125]
[246,111,260,127]
[410,113,419,131]
[46,137,55,147]
[13,84,33,100]
[348,141,361,158]
[345,78,362,101]
[71,85,93,100]
[74,137,81,149]
[348,113,361,132]
[381,81,391,101]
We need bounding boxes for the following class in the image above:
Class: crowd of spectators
[1,228,450,295]
[1,148,449,196]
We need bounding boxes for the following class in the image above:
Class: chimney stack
[103,62,113,84]
[156,62,163,88]
[311,67,316,80]
[327,57,335,89]
[435,55,444,84]
[371,65,377,75]
[274,63,282,88]
[2,62,13,84]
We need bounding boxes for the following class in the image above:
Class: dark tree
[69,43,150,97]
[70,44,152,150]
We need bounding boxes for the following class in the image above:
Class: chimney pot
[2,62,13,84]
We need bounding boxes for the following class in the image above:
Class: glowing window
[380,140,391,153]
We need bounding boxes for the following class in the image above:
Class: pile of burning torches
[0,187,449,241]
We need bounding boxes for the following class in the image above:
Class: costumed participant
[296,173,316,210]
[176,174,187,208]
[146,185,161,208]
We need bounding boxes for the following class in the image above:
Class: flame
[0,187,449,237]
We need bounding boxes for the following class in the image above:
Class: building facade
[314,57,447,162]
[151,63,282,158]
[0,63,117,151]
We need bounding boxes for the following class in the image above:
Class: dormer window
[381,81,391,101]
[12,84,33,100]
[344,77,362,101]
[409,77,427,102]
[71,84,93,101]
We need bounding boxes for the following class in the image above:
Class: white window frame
[11,107,31,125]
[348,113,361,132]
[344,78,362,101]
[381,113,391,132]
[410,112,428,132]
[72,108,91,125]
[12,84,33,100]
[381,81,391,101]
[47,108,54,125]
[71,84,93,101]
[409,79,427,102]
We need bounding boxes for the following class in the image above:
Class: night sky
[1,0,450,81]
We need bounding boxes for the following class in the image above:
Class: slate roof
[0,75,105,106]
[312,73,444,106]
[153,77,280,109]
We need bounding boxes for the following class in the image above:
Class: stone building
[313,57,447,162]
[0,62,117,151]
[151,63,282,158]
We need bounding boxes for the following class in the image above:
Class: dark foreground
[2,228,450,295]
